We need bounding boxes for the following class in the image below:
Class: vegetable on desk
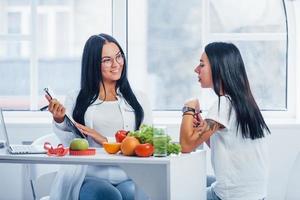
[128,124,155,144]
[135,143,154,157]
[110,125,181,156]
[128,124,181,155]
[167,143,181,155]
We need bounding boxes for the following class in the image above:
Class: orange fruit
[121,136,140,156]
[103,142,121,154]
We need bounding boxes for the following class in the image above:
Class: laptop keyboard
[10,145,45,154]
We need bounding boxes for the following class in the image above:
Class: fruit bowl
[69,148,96,156]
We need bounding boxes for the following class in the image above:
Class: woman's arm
[50,91,80,145]
[180,115,220,153]
[179,98,222,153]
[75,123,108,145]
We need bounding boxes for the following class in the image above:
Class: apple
[115,130,129,143]
[70,138,89,150]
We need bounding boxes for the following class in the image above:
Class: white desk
[0,148,206,200]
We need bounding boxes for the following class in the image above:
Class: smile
[110,69,120,73]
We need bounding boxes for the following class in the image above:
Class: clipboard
[64,114,87,139]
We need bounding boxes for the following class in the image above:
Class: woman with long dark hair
[46,33,152,200]
[180,42,270,200]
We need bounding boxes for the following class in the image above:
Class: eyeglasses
[101,53,124,68]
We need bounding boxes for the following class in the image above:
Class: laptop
[0,109,46,154]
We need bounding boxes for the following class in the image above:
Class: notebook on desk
[0,109,46,154]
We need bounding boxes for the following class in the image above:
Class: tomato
[135,143,154,157]
[115,130,129,143]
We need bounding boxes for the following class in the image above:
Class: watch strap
[182,106,196,113]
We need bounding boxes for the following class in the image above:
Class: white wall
[160,121,300,200]
[267,123,300,200]
[0,120,300,200]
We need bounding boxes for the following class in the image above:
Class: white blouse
[206,96,268,200]
[49,89,152,200]
[86,101,127,184]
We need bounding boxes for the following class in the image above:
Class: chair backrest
[285,151,300,200]
[29,134,61,200]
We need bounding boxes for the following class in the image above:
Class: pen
[39,88,53,111]
[44,88,53,99]
[40,105,49,111]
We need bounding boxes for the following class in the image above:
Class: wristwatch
[182,106,195,113]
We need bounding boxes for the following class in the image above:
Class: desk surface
[0,147,206,200]
[0,147,198,165]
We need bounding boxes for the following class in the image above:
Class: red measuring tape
[44,142,69,156]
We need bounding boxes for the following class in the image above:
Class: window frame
[205,0,294,119]
[0,0,115,111]
[150,0,298,120]
[1,0,299,122]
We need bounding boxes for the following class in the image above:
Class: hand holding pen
[39,88,53,111]
[42,88,66,123]
[40,88,87,139]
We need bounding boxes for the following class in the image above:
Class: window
[0,0,296,119]
[0,0,112,110]
[128,0,290,115]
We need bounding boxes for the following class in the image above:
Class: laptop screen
[0,108,11,146]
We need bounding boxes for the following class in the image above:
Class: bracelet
[182,106,196,114]
[182,113,194,117]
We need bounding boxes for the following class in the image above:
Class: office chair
[27,134,60,200]
[285,151,300,200]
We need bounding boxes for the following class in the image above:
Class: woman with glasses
[180,42,270,200]
[46,33,152,200]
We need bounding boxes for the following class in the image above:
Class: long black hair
[72,33,144,130]
[205,42,270,139]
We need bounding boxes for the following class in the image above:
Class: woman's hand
[75,123,108,145]
[193,122,208,135]
[45,95,65,123]
[184,98,202,127]
[193,112,203,127]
